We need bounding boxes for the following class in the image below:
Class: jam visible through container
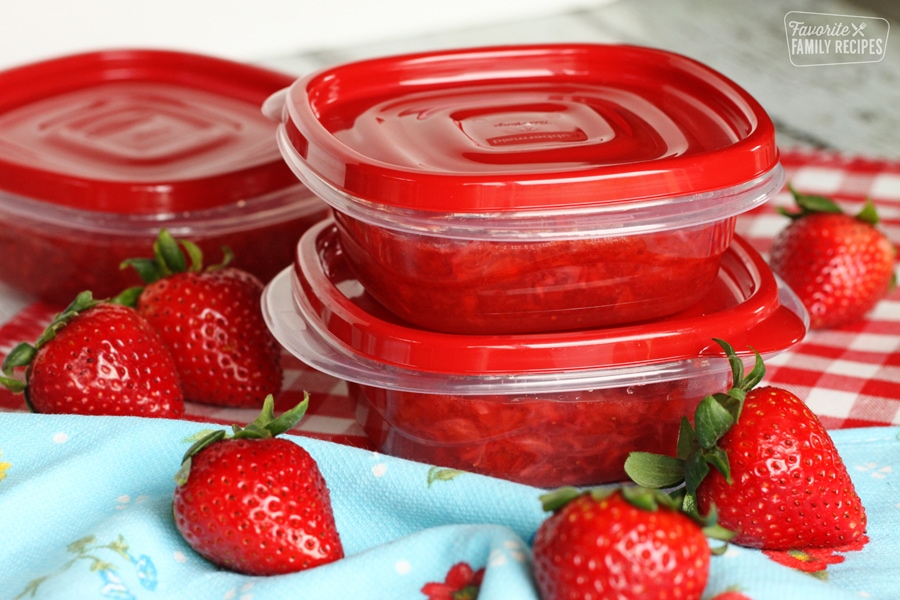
[0,198,327,306]
[334,211,734,334]
[352,369,726,488]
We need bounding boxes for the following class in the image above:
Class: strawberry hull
[262,220,809,487]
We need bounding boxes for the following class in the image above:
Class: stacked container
[262,44,808,487]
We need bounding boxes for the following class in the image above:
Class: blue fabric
[0,412,895,599]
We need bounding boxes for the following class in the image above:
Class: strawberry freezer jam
[261,220,808,488]
[334,212,733,334]
[270,43,785,334]
[352,375,724,487]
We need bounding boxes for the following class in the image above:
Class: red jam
[0,204,327,305]
[351,372,724,487]
[334,212,733,334]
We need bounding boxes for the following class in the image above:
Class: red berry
[697,386,867,549]
[172,395,343,575]
[626,339,867,552]
[769,187,895,329]
[532,487,714,600]
[125,230,283,407]
[0,292,184,418]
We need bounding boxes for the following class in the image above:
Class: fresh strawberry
[532,485,729,600]
[769,185,896,329]
[626,339,867,551]
[0,291,184,418]
[123,229,283,408]
[172,394,344,575]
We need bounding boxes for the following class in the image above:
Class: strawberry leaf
[703,446,731,483]
[1,342,35,375]
[123,229,234,284]
[676,418,696,460]
[714,338,743,388]
[155,229,190,275]
[694,395,734,450]
[855,198,880,226]
[109,286,144,308]
[781,183,844,218]
[121,258,159,284]
[684,451,710,496]
[539,486,584,513]
[265,393,310,436]
[623,452,685,488]
[0,373,26,393]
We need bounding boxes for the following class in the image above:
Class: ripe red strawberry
[0,291,184,418]
[626,339,867,551]
[769,185,896,329]
[123,229,283,408]
[172,394,343,575]
[532,486,727,600]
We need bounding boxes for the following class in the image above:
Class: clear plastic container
[0,49,328,305]
[262,219,809,487]
[266,43,784,334]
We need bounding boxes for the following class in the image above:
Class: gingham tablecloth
[1,148,898,443]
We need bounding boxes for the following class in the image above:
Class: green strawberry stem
[779,183,880,226]
[122,229,233,286]
[624,339,766,515]
[175,393,310,485]
[540,485,734,548]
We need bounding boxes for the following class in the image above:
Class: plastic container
[262,219,808,487]
[266,43,784,334]
[0,49,328,305]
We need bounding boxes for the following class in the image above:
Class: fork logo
[784,11,890,66]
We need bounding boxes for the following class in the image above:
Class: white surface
[0,0,608,70]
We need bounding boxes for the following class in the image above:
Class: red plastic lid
[290,219,807,376]
[280,44,780,212]
[0,49,299,214]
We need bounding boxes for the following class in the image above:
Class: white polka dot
[489,550,507,566]
[372,463,388,478]
[53,432,69,444]
[395,559,411,575]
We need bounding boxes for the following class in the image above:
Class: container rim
[276,122,785,240]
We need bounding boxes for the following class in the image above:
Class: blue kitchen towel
[0,412,895,599]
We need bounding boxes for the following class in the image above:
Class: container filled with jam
[265,44,784,334]
[262,218,808,487]
[0,49,327,305]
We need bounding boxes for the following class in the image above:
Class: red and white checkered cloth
[1,148,898,440]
